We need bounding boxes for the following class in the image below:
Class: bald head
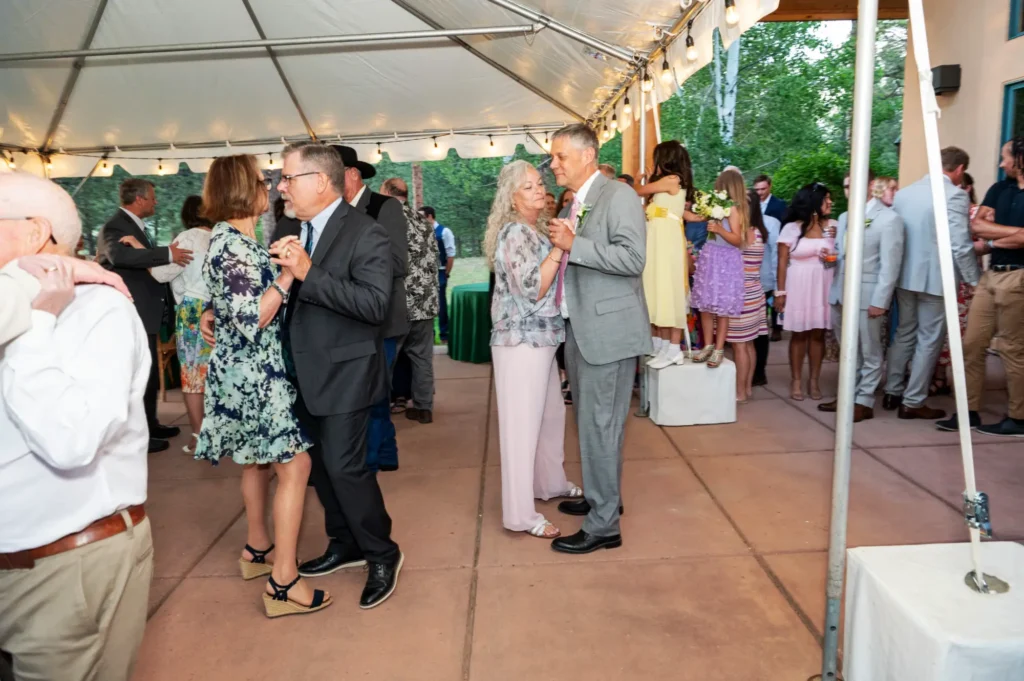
[0,172,81,267]
[380,177,409,203]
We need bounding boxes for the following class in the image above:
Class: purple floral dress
[690,218,744,317]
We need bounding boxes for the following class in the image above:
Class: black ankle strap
[245,544,275,564]
[267,574,302,601]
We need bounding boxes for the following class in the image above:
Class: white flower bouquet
[691,189,733,240]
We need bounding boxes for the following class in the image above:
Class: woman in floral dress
[195,154,329,618]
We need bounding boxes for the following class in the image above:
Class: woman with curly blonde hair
[485,160,582,540]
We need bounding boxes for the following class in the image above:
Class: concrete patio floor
[134,342,1021,681]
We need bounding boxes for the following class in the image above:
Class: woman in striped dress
[727,190,770,402]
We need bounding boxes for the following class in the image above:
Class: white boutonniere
[572,204,592,235]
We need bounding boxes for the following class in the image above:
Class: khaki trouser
[963,269,1024,419]
[0,515,154,681]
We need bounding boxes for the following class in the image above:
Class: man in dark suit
[95,179,192,452]
[753,173,788,350]
[269,142,402,610]
[332,145,408,473]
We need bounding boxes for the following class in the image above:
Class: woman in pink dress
[775,183,837,401]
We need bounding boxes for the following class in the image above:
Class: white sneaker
[649,347,684,370]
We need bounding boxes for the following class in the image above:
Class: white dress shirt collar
[574,171,602,207]
[302,196,344,254]
[120,206,148,233]
[352,184,368,209]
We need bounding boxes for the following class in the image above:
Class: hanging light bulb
[158,159,164,174]
[489,135,495,147]
[376,143,383,158]
[724,0,739,27]
[623,96,632,115]
[602,124,610,141]
[610,114,618,130]
[660,58,674,85]
[102,161,108,171]
[268,154,274,167]
[45,158,54,171]
[641,72,654,93]
[686,21,699,62]
[679,0,694,8]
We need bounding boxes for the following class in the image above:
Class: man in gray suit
[883,147,981,420]
[546,124,652,554]
[819,170,905,422]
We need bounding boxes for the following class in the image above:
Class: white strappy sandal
[527,521,560,539]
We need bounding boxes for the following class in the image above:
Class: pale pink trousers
[491,343,571,531]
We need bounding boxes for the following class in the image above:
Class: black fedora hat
[330,145,376,180]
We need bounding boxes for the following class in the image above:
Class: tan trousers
[963,269,1024,419]
[0,516,154,681]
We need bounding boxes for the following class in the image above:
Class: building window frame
[1001,80,1024,178]
[1012,0,1024,40]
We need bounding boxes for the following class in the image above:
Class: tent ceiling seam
[40,0,110,155]
[388,0,585,123]
[240,0,318,141]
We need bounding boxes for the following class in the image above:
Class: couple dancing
[488,124,651,552]
[196,142,401,618]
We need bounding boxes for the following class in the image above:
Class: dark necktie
[303,222,314,255]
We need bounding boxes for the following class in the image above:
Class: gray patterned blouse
[490,221,565,348]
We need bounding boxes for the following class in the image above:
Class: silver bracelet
[271,281,289,301]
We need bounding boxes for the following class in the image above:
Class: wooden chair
[157,334,178,402]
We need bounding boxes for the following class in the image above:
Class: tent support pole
[240,0,318,141]
[484,0,635,63]
[821,1,879,678]
[71,155,106,197]
[40,0,110,154]
[389,0,586,122]
[635,84,650,418]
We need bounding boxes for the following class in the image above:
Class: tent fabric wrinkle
[0,0,778,175]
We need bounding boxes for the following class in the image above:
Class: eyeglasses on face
[279,171,322,185]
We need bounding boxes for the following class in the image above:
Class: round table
[448,282,492,364]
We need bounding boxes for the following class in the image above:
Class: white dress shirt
[150,227,213,304]
[0,260,41,347]
[0,284,150,552]
[560,170,602,318]
[760,195,771,217]
[300,197,344,256]
[351,184,367,209]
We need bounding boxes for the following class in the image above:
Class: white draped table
[844,542,1024,681]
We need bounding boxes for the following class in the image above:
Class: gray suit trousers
[831,303,886,409]
[564,321,634,537]
[885,289,946,408]
[404,319,435,411]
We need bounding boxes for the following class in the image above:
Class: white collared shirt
[560,170,603,318]
[352,185,368,210]
[0,283,150,552]
[299,197,344,256]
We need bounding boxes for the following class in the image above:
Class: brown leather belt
[0,504,146,571]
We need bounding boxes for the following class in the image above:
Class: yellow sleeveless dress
[642,189,689,328]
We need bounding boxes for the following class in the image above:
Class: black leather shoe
[752,376,768,387]
[298,550,367,578]
[379,463,399,472]
[936,411,981,432]
[148,438,170,453]
[882,394,902,411]
[551,530,622,555]
[405,408,421,421]
[151,423,181,439]
[417,409,433,424]
[360,552,404,609]
[557,499,624,516]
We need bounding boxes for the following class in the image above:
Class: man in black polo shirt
[938,138,1024,436]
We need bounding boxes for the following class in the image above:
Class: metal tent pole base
[965,572,1010,595]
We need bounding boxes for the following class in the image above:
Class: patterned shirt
[490,222,565,348]
[403,203,439,321]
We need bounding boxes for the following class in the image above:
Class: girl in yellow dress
[637,141,702,368]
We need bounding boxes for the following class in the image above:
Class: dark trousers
[392,348,412,401]
[366,337,399,472]
[145,333,159,431]
[753,333,770,383]
[298,399,400,564]
[438,279,449,341]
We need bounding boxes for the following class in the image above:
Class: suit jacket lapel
[579,174,611,230]
[355,186,371,214]
[122,210,152,247]
[312,200,348,266]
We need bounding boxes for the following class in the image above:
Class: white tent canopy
[0,0,778,177]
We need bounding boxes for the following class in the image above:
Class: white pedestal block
[647,359,736,426]
[844,542,1024,681]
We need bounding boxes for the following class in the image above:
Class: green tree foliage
[58,21,905,254]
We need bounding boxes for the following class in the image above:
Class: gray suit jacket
[563,173,653,365]
[892,175,980,296]
[829,201,905,311]
[354,187,409,338]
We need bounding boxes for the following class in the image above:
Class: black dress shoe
[751,376,768,387]
[417,409,433,424]
[551,530,622,554]
[557,499,624,516]
[298,550,367,578]
[148,438,170,453]
[379,464,399,472]
[360,553,404,609]
[151,423,181,439]
[882,394,902,411]
[405,407,421,421]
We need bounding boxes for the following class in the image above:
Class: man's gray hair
[552,124,599,156]
[283,141,346,192]
[119,178,154,206]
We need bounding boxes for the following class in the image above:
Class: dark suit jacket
[354,188,408,339]
[278,202,393,417]
[764,195,787,224]
[94,209,171,334]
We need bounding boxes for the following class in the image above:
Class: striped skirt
[727,231,769,343]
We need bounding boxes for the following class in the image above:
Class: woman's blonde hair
[483,160,548,269]
[714,167,750,243]
[871,176,897,199]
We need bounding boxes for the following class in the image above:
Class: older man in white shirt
[0,172,153,681]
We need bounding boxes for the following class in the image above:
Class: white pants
[492,344,570,531]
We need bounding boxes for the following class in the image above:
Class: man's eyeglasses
[279,171,322,185]
[1,216,58,243]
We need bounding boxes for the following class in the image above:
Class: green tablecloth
[448,282,492,364]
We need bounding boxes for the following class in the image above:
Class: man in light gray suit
[883,147,981,420]
[819,171,905,422]
[547,124,652,554]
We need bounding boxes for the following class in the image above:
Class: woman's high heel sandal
[239,544,274,581]
[692,346,715,364]
[707,349,725,368]
[263,575,332,618]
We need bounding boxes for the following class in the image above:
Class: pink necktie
[554,199,580,309]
